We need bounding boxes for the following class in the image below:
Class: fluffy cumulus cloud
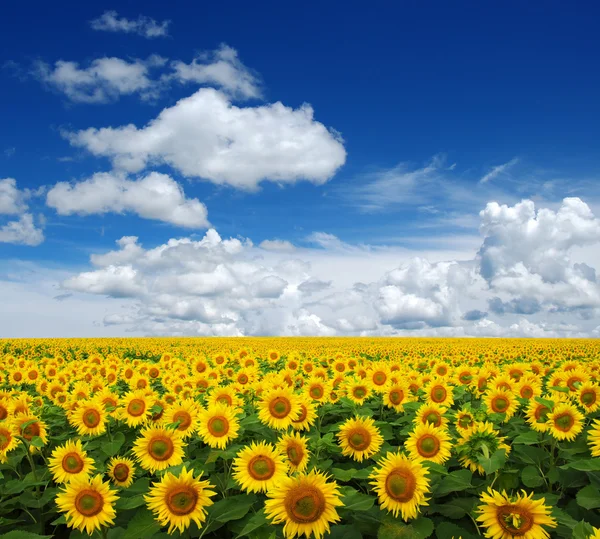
[65,88,347,190]
[34,56,166,103]
[90,11,170,38]
[46,171,209,228]
[169,44,261,100]
[48,197,600,337]
[0,178,44,246]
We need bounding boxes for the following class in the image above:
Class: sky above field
[2,1,600,338]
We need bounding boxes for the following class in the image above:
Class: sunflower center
[458,415,473,429]
[270,353,278,360]
[74,490,104,517]
[478,379,488,392]
[285,485,326,523]
[353,387,367,399]
[238,374,249,384]
[554,412,575,432]
[385,469,416,502]
[373,372,387,386]
[431,386,447,403]
[581,390,596,406]
[520,387,533,399]
[248,456,275,480]
[62,453,84,473]
[389,389,404,405]
[82,409,101,428]
[496,505,534,534]
[0,405,8,421]
[22,421,40,440]
[207,416,229,437]
[335,364,345,372]
[13,372,22,381]
[217,395,233,406]
[293,405,308,424]
[459,373,472,384]
[173,411,192,431]
[0,429,13,450]
[166,486,198,516]
[492,397,508,413]
[417,435,440,457]
[148,436,175,461]
[270,397,292,419]
[309,386,324,399]
[287,444,304,466]
[566,377,581,392]
[534,405,549,422]
[127,399,146,417]
[347,427,372,451]
[425,412,441,427]
[113,463,130,482]
[196,363,207,373]
[438,366,448,376]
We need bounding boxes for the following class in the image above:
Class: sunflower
[264,469,342,539]
[337,416,384,462]
[207,386,242,408]
[163,399,200,439]
[476,488,557,539]
[145,466,216,535]
[0,424,18,463]
[547,402,584,441]
[424,378,454,407]
[369,451,430,521]
[257,387,301,430]
[305,377,330,403]
[345,378,372,405]
[405,423,452,465]
[588,419,600,457]
[267,349,281,364]
[233,441,287,493]
[483,389,518,421]
[197,403,240,449]
[574,382,600,413]
[12,413,48,451]
[0,397,10,421]
[383,382,411,413]
[48,439,95,484]
[367,365,390,393]
[456,422,511,475]
[277,432,311,473]
[107,457,136,488]
[68,398,107,437]
[132,426,185,473]
[291,396,318,432]
[515,376,542,400]
[119,390,152,428]
[454,409,475,433]
[414,403,449,429]
[55,474,119,535]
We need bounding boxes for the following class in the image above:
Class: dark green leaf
[572,521,595,539]
[561,458,600,471]
[101,432,125,457]
[340,487,375,511]
[209,494,257,523]
[120,508,161,539]
[235,509,267,538]
[576,485,600,510]
[434,469,472,496]
[512,431,540,445]
[521,465,544,488]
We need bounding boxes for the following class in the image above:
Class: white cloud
[0,178,27,214]
[90,11,170,38]
[0,214,44,246]
[169,44,261,100]
[479,157,519,184]
[35,56,166,103]
[46,172,209,228]
[259,239,296,252]
[65,88,346,190]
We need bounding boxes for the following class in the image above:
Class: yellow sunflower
[414,403,449,429]
[383,382,411,412]
[345,378,372,405]
[233,441,287,493]
[207,386,242,408]
[588,419,600,457]
[277,432,311,473]
[145,466,216,535]
[574,382,600,413]
[405,423,452,465]
[476,488,557,539]
[12,413,48,451]
[107,457,136,488]
[55,474,119,535]
[48,439,95,484]
[197,403,240,449]
[163,399,200,439]
[424,378,454,407]
[369,451,430,521]
[257,387,301,430]
[119,390,152,428]
[483,389,518,421]
[264,469,343,539]
[132,426,185,473]
[456,422,511,475]
[68,398,107,437]
[337,416,384,462]
[0,424,18,463]
[547,402,584,441]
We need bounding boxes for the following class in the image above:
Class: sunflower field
[1,338,600,539]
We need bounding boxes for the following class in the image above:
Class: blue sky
[2,1,600,337]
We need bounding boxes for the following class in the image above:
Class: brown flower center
[269,397,292,419]
[248,455,275,480]
[62,452,84,473]
[346,427,372,451]
[496,505,534,535]
[430,385,447,403]
[74,489,104,517]
[82,409,101,428]
[127,399,146,417]
[286,443,304,466]
[207,416,229,437]
[385,469,416,502]
[113,463,130,482]
[285,485,326,523]
[148,436,175,461]
[554,412,575,432]
[166,486,198,516]
[416,434,440,458]
[173,411,192,431]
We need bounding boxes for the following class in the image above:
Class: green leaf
[328,525,363,539]
[411,517,434,538]
[512,431,540,445]
[435,522,477,539]
[521,465,545,488]
[29,436,45,448]
[235,509,267,538]
[477,448,506,475]
[434,469,473,496]
[116,494,147,510]
[429,497,477,519]
[576,485,600,510]
[331,468,358,481]
[572,520,595,539]
[534,396,556,410]
[340,487,375,511]
[561,458,600,471]
[0,533,52,539]
[120,508,161,539]
[377,514,433,539]
[101,432,125,457]
[209,494,257,523]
